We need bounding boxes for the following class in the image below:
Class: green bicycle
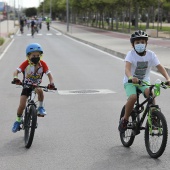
[119,79,169,158]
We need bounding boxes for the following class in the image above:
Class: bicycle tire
[119,105,136,147]
[31,28,34,37]
[145,110,168,158]
[47,25,50,31]
[24,105,37,148]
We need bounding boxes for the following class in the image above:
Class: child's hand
[47,83,56,90]
[165,80,170,86]
[12,78,22,85]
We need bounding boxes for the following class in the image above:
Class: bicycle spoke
[145,111,168,158]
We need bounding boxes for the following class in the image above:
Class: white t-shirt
[123,49,160,84]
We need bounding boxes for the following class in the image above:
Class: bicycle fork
[147,105,162,135]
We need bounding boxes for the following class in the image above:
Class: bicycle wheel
[31,28,34,37]
[145,111,168,158]
[24,105,37,148]
[119,105,136,147]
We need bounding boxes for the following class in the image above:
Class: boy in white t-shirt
[118,30,170,133]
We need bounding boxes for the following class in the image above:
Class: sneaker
[12,121,21,133]
[118,118,129,133]
[37,107,47,116]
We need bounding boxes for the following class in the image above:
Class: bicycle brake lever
[43,88,48,92]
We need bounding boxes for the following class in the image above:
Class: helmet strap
[135,50,146,56]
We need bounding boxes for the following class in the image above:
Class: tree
[24,7,37,17]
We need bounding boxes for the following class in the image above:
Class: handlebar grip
[128,79,141,84]
[11,80,22,85]
[165,81,169,85]
[128,79,132,83]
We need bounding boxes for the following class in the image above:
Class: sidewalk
[51,21,170,74]
[0,20,18,53]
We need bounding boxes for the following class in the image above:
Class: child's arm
[46,72,56,90]
[156,64,170,81]
[12,70,21,85]
[125,61,132,78]
[47,72,54,84]
[13,69,20,78]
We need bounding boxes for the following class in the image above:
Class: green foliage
[24,8,37,17]
[35,0,170,31]
[0,37,5,46]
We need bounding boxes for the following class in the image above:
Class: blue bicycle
[12,82,57,148]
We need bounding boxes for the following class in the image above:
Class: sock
[16,116,22,122]
[39,101,44,107]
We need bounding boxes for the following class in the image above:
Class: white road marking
[56,32,62,35]
[58,89,116,95]
[0,39,15,60]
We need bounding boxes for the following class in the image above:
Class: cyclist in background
[30,17,35,32]
[26,18,31,29]
[118,30,170,133]
[46,16,51,31]
[38,17,43,29]
[19,16,24,34]
[12,43,56,133]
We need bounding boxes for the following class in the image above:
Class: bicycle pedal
[19,126,22,131]
[136,131,140,135]
[132,130,140,136]
[140,127,145,130]
[37,114,44,117]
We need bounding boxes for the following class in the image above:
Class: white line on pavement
[0,39,15,61]
[58,89,116,95]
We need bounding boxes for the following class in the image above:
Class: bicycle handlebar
[128,79,170,89]
[11,81,57,91]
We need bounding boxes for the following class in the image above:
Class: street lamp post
[14,0,15,27]
[157,0,160,38]
[50,0,52,18]
[66,0,69,32]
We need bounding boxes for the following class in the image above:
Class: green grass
[0,37,5,46]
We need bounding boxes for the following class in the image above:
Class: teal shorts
[124,83,149,98]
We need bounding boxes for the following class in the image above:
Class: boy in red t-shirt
[12,43,56,133]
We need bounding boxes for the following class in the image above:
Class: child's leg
[12,95,27,132]
[35,88,44,106]
[36,88,46,115]
[16,95,27,120]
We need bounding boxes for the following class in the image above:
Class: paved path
[51,21,170,73]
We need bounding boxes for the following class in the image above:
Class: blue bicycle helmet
[26,43,43,55]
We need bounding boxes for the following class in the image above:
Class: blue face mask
[134,44,146,53]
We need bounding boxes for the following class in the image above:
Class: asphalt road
[0,23,170,170]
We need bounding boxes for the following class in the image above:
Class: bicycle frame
[28,89,37,106]
[120,80,169,158]
[12,81,57,148]
[131,84,159,134]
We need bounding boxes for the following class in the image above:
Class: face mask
[134,44,146,53]
[31,57,40,65]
